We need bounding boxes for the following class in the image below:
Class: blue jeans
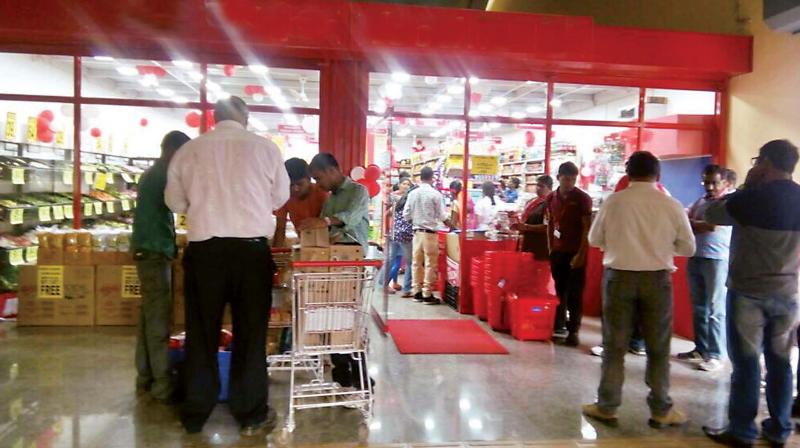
[726,290,798,443]
[687,257,728,360]
[385,240,412,292]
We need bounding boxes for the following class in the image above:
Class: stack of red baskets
[483,251,533,331]
[470,257,486,320]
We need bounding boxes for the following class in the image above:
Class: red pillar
[319,59,368,173]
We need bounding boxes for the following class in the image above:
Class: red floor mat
[388,319,509,354]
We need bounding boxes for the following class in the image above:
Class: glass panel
[207,64,320,109]
[550,125,638,209]
[0,53,73,96]
[474,122,546,196]
[368,73,465,116]
[640,127,713,158]
[468,79,547,119]
[553,83,639,121]
[81,57,201,102]
[644,88,716,121]
[248,112,319,161]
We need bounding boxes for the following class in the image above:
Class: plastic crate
[444,282,459,310]
[169,349,232,402]
[508,294,559,341]
[471,258,487,321]
[484,251,532,331]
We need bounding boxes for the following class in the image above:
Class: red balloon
[364,164,381,182]
[38,110,54,122]
[525,130,535,148]
[185,111,201,128]
[223,64,236,77]
[367,181,381,198]
[37,117,51,134]
[139,118,148,127]
[205,109,216,128]
[90,127,102,138]
[38,129,54,143]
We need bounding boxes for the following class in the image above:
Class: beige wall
[728,0,800,177]
[488,0,744,35]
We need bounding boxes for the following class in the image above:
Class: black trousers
[550,251,586,334]
[180,238,273,431]
[331,353,369,389]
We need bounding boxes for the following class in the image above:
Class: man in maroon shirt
[546,162,593,347]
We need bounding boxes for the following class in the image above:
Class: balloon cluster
[36,110,56,143]
[350,164,381,198]
[185,110,216,129]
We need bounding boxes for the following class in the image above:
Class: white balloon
[350,166,366,181]
[60,104,74,117]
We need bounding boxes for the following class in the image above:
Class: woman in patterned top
[385,178,415,296]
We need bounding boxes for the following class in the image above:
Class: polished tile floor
[0,291,796,447]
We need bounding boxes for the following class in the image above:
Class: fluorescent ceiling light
[172,60,193,68]
[284,114,299,125]
[469,76,480,85]
[115,66,137,76]
[447,84,462,95]
[526,105,542,114]
[478,103,493,113]
[252,93,264,102]
[276,99,291,110]
[468,109,479,117]
[189,71,204,82]
[249,64,269,74]
[511,111,525,119]
[374,101,387,114]
[172,96,188,104]
[550,98,563,107]
[436,94,452,104]
[384,82,403,100]
[490,96,507,106]
[93,56,114,62]
[266,86,282,97]
[139,74,158,87]
[156,88,174,97]
[525,80,535,85]
[424,76,438,85]
[391,72,411,83]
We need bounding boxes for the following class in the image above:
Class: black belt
[193,237,267,244]
[415,229,437,234]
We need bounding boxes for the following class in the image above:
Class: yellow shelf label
[64,205,73,220]
[121,199,131,211]
[8,249,24,266]
[26,116,37,143]
[52,205,64,221]
[38,206,51,222]
[25,246,38,263]
[105,201,115,213]
[62,170,72,185]
[93,202,103,215]
[176,213,188,230]
[94,172,107,191]
[9,208,23,225]
[4,111,16,140]
[83,203,93,217]
[11,168,24,185]
[55,131,65,147]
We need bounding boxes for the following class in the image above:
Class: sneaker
[565,332,580,347]
[422,296,439,305]
[698,358,723,372]
[581,403,618,426]
[240,408,277,437]
[702,426,754,447]
[648,408,687,428]
[628,346,647,356]
[391,282,402,291]
[401,291,413,298]
[413,292,423,302]
[590,345,604,357]
[676,349,703,362]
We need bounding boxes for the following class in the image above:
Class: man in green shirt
[132,130,190,402]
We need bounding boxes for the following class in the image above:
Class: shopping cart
[284,259,381,433]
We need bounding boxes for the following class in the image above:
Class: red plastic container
[471,257,487,321]
[508,294,559,341]
[484,251,533,331]
[517,259,556,297]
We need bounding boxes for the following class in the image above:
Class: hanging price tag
[121,172,134,183]
[25,246,38,263]
[38,206,51,222]
[62,170,72,185]
[26,116,37,143]
[84,171,93,185]
[11,168,24,185]
[52,205,64,220]
[4,112,16,141]
[83,203,93,217]
[121,199,131,211]
[8,249,24,266]
[93,202,103,215]
[134,174,142,184]
[63,205,73,220]
[55,131,65,147]
[9,208,23,225]
[94,172,108,191]
[176,213,188,230]
[95,136,102,150]
[105,201,115,213]
[107,172,114,184]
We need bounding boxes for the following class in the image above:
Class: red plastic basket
[471,257,487,321]
[484,251,532,331]
[508,294,559,341]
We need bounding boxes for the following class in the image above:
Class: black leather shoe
[565,332,580,347]
[240,408,277,437]
[422,296,439,305]
[702,426,753,447]
[413,292,423,302]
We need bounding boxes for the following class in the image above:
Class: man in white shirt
[582,151,695,429]
[165,96,290,436]
[403,166,448,304]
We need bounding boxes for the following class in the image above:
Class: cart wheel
[278,426,294,443]
[284,419,295,434]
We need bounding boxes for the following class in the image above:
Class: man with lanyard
[546,162,593,347]
[305,152,372,393]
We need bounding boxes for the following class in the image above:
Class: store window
[552,83,639,121]
[640,127,713,158]
[207,64,320,109]
[469,79,547,119]
[0,53,74,97]
[249,111,319,161]
[368,73,465,116]
[81,57,201,102]
[476,122,546,194]
[644,88,716,121]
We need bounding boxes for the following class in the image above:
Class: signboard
[26,117,37,143]
[277,124,306,134]
[4,112,16,140]
[471,155,500,175]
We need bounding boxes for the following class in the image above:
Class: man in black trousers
[166,96,290,436]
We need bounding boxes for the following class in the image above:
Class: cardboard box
[37,247,63,265]
[17,265,95,326]
[330,244,364,296]
[92,251,118,265]
[298,247,330,273]
[95,265,142,326]
[299,227,330,248]
[117,251,135,265]
[63,247,92,266]
[172,264,231,326]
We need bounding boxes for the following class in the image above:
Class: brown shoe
[582,403,618,426]
[649,408,687,428]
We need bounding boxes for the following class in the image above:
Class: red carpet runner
[388,319,509,354]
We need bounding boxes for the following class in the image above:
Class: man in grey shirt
[702,140,800,447]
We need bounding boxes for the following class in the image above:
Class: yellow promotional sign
[52,205,64,221]
[11,168,24,185]
[4,112,16,140]
[9,208,23,225]
[55,131,64,147]
[8,249,24,266]
[93,172,107,191]
[121,266,142,298]
[25,246,38,263]
[38,207,51,223]
[83,202,93,217]
[37,266,64,299]
[26,117,37,143]
[63,205,73,220]
[471,155,500,175]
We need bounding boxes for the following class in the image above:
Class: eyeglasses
[750,156,761,166]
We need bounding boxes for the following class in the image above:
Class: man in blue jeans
[676,164,731,372]
[703,139,800,447]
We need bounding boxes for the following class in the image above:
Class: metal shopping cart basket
[284,259,381,433]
